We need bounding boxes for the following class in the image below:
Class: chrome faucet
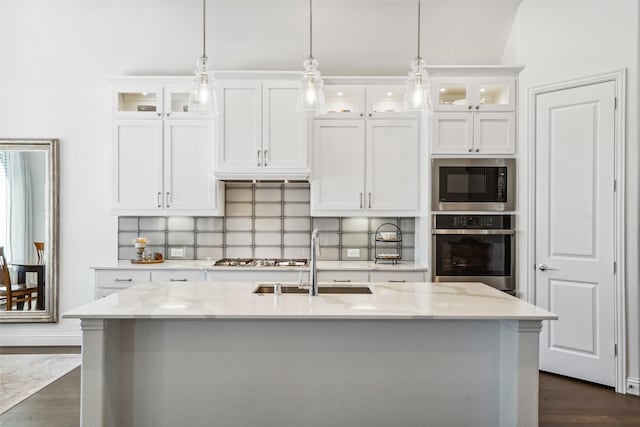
[310,228,320,296]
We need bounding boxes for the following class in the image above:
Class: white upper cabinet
[311,118,421,216]
[365,86,407,119]
[366,120,419,212]
[111,79,223,216]
[311,120,366,211]
[216,81,308,178]
[431,111,515,155]
[432,77,515,112]
[431,113,474,154]
[473,112,516,154]
[318,86,366,119]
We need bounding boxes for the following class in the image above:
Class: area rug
[0,354,81,414]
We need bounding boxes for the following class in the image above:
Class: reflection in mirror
[0,140,58,323]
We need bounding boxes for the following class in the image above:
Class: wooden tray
[130,259,164,264]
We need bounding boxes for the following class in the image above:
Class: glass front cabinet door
[432,77,515,112]
[113,87,163,119]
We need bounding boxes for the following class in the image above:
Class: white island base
[67,282,555,427]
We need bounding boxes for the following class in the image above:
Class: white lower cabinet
[206,270,304,282]
[94,270,151,299]
[311,119,420,216]
[317,271,369,283]
[369,271,426,283]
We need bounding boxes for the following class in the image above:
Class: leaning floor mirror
[0,139,59,323]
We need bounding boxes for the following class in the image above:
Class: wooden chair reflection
[0,247,38,310]
[34,241,45,264]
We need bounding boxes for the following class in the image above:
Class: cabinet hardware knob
[115,278,132,282]
[475,105,480,110]
[157,192,162,208]
[468,105,473,110]
[360,113,364,117]
[257,150,261,167]
[263,150,268,167]
[368,113,372,117]
[475,149,480,152]
[468,148,473,152]
[156,112,162,117]
[368,192,372,209]
[166,192,171,208]
[166,113,171,117]
[360,192,363,209]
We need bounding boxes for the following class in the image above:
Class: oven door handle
[431,229,515,235]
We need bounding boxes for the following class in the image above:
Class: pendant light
[404,0,433,114]
[188,0,217,115]
[296,0,325,113]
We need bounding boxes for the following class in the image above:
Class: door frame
[526,70,627,393]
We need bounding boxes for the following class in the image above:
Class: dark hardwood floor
[1,349,639,426]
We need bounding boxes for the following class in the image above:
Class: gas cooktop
[213,258,309,267]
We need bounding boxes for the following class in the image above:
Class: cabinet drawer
[95,270,150,288]
[369,271,426,283]
[206,270,305,283]
[317,271,369,283]
[151,270,205,283]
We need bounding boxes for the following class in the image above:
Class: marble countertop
[91,260,428,272]
[64,281,556,320]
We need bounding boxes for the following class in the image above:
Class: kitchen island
[64,281,556,427]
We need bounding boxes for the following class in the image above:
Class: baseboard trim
[0,334,81,347]
[626,377,640,396]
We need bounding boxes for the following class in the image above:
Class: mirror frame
[0,139,59,323]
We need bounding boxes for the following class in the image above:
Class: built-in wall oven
[432,214,515,293]
[432,158,515,211]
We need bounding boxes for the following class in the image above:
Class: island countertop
[64,281,557,321]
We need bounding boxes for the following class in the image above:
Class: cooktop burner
[213,258,309,267]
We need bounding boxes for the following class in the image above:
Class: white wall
[501,0,640,387]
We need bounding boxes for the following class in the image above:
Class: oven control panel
[434,214,513,230]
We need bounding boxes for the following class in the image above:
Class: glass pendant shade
[404,57,433,114]
[188,55,217,115]
[297,57,325,113]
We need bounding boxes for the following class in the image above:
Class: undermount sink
[253,284,372,295]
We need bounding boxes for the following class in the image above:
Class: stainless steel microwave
[432,158,515,211]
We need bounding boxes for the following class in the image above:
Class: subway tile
[118,217,138,232]
[317,247,340,261]
[255,218,281,232]
[196,247,224,261]
[284,217,310,232]
[254,232,282,246]
[255,203,281,217]
[142,231,166,246]
[167,217,195,231]
[118,246,137,260]
[225,232,252,246]
[341,217,368,232]
[402,248,415,261]
[318,231,340,246]
[118,232,138,246]
[225,247,252,258]
[341,247,369,261]
[139,217,166,231]
[370,217,398,232]
[196,217,224,232]
[147,246,165,258]
[254,247,282,258]
[226,187,252,202]
[197,232,223,246]
[342,233,369,247]
[312,217,340,232]
[284,203,310,217]
[401,233,415,247]
[226,217,252,231]
[400,218,416,232]
[284,247,311,259]
[226,203,252,217]
[284,187,310,202]
[283,232,311,246]
[167,232,195,246]
[255,188,281,202]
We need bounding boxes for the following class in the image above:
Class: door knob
[538,264,556,271]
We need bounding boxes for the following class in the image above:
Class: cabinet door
[365,86,406,119]
[431,78,472,112]
[311,120,365,212]
[262,83,307,170]
[470,78,516,112]
[217,81,262,170]
[112,120,163,211]
[473,112,515,154]
[366,120,419,213]
[318,86,366,119]
[164,120,220,211]
[113,86,163,119]
[431,112,474,154]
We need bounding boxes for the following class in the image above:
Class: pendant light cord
[417,0,421,59]
[202,0,207,58]
[309,0,313,58]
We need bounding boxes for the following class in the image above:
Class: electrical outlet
[170,247,185,258]
[347,248,360,258]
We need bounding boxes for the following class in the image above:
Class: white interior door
[535,80,616,386]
